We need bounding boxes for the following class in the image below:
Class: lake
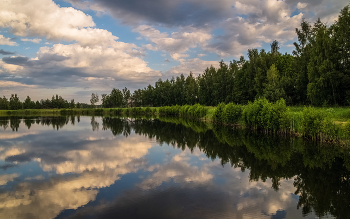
[0,116,349,219]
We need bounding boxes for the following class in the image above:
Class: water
[0,116,349,219]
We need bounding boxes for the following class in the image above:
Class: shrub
[179,105,190,116]
[242,98,266,128]
[94,109,103,115]
[224,103,242,124]
[344,120,350,138]
[242,98,290,132]
[144,107,152,115]
[194,104,207,118]
[213,102,226,124]
[131,107,142,115]
[301,106,324,137]
[187,104,198,117]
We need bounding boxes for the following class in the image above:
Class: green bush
[344,120,350,138]
[224,103,242,124]
[187,104,198,117]
[322,116,339,140]
[194,104,207,118]
[213,102,226,123]
[131,107,142,115]
[242,98,290,132]
[144,107,152,115]
[179,105,190,116]
[94,109,103,115]
[301,106,325,137]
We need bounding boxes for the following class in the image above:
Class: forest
[0,5,349,110]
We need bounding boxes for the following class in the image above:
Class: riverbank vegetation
[3,98,350,144]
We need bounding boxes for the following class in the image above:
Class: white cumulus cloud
[0,35,16,46]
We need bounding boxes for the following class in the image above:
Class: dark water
[0,116,349,219]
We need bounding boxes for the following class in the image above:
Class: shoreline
[1,102,350,146]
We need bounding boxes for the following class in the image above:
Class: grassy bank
[2,99,350,144]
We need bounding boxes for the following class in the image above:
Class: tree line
[0,94,88,110]
[1,5,349,110]
[104,5,350,107]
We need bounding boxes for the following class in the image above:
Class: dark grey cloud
[72,0,230,27]
[0,163,18,170]
[2,56,30,65]
[0,49,15,55]
[2,54,69,67]
[35,54,70,64]
[5,154,32,163]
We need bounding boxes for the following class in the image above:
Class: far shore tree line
[0,94,89,110]
[1,5,350,110]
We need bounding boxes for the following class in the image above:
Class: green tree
[293,19,312,104]
[122,87,131,107]
[185,72,198,105]
[0,96,9,110]
[263,64,286,102]
[9,94,22,110]
[307,20,338,106]
[70,99,75,109]
[23,96,32,109]
[90,93,99,108]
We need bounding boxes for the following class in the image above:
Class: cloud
[2,56,30,65]
[0,147,26,160]
[166,58,219,76]
[0,0,119,48]
[0,123,155,175]
[285,0,348,23]
[0,35,17,46]
[21,38,42,43]
[0,173,19,186]
[0,49,15,55]
[134,25,211,60]
[0,80,36,88]
[67,0,233,27]
[0,42,161,91]
[139,162,213,190]
[0,123,156,219]
[0,172,100,219]
[53,143,302,219]
[297,2,308,9]
[203,2,304,57]
[24,175,45,181]
[0,0,162,96]
[0,132,37,140]
[99,0,347,59]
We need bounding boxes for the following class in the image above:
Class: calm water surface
[0,116,349,219]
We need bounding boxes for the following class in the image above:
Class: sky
[0,0,348,103]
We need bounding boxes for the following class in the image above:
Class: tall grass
[159,104,207,119]
[209,98,350,144]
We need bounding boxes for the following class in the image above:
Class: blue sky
[0,0,348,102]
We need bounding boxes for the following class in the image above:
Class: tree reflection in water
[1,115,350,218]
[101,116,350,218]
